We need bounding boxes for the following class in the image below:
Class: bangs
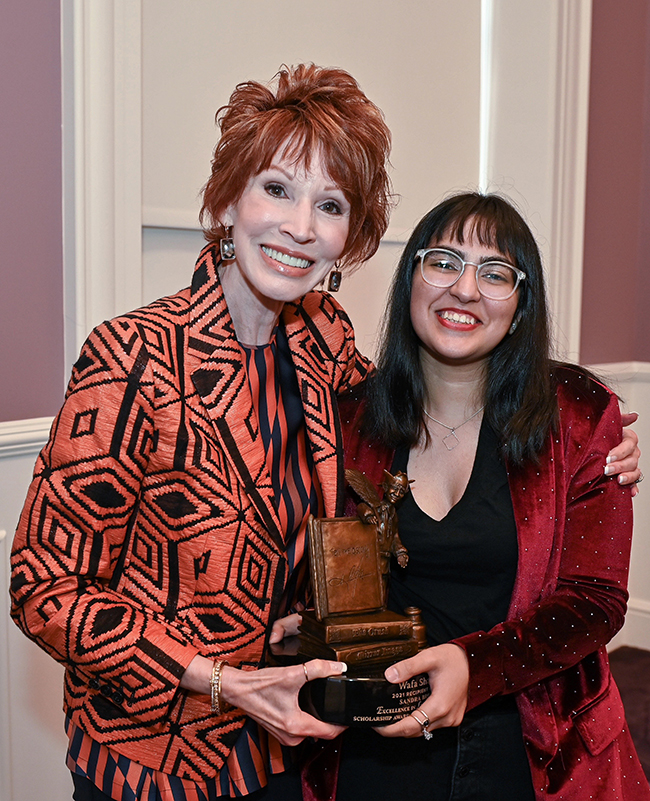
[244,112,318,176]
[251,109,350,187]
[431,196,530,263]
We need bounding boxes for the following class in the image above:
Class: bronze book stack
[298,516,423,669]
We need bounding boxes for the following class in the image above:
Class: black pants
[336,697,535,801]
[72,768,303,801]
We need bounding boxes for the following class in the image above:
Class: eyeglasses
[416,248,526,301]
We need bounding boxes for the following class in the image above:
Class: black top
[337,420,532,801]
[388,419,519,646]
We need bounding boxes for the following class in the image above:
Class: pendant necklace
[423,405,486,451]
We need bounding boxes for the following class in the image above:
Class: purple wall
[581,0,650,364]
[0,0,65,421]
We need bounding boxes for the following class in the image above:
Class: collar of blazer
[187,244,344,550]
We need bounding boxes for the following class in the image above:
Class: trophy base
[268,628,431,727]
[298,609,422,668]
[299,672,431,726]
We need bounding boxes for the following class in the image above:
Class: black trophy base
[268,636,431,727]
[299,672,431,727]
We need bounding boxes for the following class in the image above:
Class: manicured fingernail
[339,662,348,673]
[606,455,615,464]
[618,475,626,484]
[385,667,398,683]
[604,465,613,475]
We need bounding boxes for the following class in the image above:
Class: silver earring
[327,265,342,292]
[508,315,520,335]
[220,226,235,261]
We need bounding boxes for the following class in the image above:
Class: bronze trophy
[297,469,430,726]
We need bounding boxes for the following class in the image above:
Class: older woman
[333,193,649,800]
[10,64,391,801]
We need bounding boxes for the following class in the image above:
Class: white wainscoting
[592,362,650,652]
[0,417,71,801]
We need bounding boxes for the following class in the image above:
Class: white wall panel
[486,0,592,358]
[140,0,592,359]
[141,0,482,238]
[142,227,205,305]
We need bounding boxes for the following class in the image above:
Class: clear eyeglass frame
[415,247,526,301]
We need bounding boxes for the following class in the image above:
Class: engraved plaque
[300,673,432,727]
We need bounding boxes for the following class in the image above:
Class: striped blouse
[67,324,322,799]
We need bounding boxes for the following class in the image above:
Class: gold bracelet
[210,659,229,715]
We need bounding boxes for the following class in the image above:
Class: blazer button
[100,684,113,697]
[89,678,100,690]
[112,690,125,705]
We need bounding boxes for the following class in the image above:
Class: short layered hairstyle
[200,64,393,268]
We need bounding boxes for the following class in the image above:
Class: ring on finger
[303,663,310,682]
[410,710,433,740]
[634,471,645,485]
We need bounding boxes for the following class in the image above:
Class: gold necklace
[423,405,485,451]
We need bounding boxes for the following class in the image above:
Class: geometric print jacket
[10,244,371,782]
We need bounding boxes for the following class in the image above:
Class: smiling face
[384,484,405,504]
[410,226,519,369]
[222,149,351,309]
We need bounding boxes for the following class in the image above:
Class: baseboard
[609,599,650,652]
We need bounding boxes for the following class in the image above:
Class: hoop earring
[327,265,342,292]
[220,226,236,261]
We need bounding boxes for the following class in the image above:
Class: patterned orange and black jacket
[10,244,371,781]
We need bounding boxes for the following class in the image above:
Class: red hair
[200,64,393,268]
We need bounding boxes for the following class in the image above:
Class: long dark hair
[364,192,557,465]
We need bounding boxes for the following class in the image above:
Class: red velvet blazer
[340,369,649,800]
[10,244,371,781]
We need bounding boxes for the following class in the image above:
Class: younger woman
[334,193,649,800]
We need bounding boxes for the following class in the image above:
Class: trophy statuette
[296,469,430,726]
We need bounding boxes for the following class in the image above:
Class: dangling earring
[220,226,236,261]
[327,264,342,292]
